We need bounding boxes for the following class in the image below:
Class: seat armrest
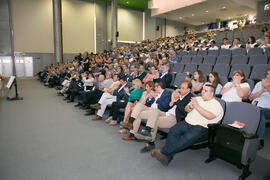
[242,132,258,139]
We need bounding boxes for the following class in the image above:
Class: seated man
[221,37,231,50]
[230,37,243,50]
[249,69,270,148]
[151,84,224,165]
[154,64,172,88]
[135,80,194,152]
[208,40,219,50]
[122,79,172,140]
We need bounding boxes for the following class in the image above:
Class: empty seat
[248,55,268,66]
[232,48,246,56]
[247,79,255,91]
[177,50,188,57]
[180,56,192,64]
[197,50,207,57]
[189,51,197,56]
[206,102,261,180]
[264,48,270,57]
[231,55,248,65]
[219,76,228,86]
[208,50,219,56]
[173,73,189,87]
[213,64,230,77]
[229,64,251,78]
[216,55,231,64]
[219,49,232,56]
[203,55,216,65]
[198,64,213,75]
[250,64,270,80]
[183,63,197,74]
[247,48,263,56]
[171,63,185,74]
[191,56,203,64]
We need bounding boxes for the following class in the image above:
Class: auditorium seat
[191,56,203,64]
[213,64,230,78]
[203,55,216,65]
[248,55,268,66]
[229,64,251,78]
[216,55,231,64]
[231,55,248,65]
[198,64,213,76]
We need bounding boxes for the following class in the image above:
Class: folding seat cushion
[191,56,203,64]
[213,64,230,77]
[203,55,216,65]
[216,55,231,64]
[248,55,268,66]
[231,55,248,65]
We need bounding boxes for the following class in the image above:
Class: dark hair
[211,40,216,44]
[223,37,228,41]
[118,74,127,82]
[204,84,215,93]
[155,79,166,89]
[182,80,192,90]
[194,70,205,83]
[209,72,220,89]
[249,36,256,44]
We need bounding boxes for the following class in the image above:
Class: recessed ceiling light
[179,17,183,19]
[222,6,226,9]
[192,14,194,16]
[205,10,209,13]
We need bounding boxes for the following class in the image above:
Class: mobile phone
[253,101,258,106]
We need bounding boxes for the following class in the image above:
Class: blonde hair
[233,70,247,83]
[132,79,142,88]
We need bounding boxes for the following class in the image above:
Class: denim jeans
[161,121,208,162]
[257,107,270,139]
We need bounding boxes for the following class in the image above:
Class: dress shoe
[135,129,152,141]
[74,103,82,107]
[80,105,90,110]
[151,149,169,166]
[140,143,155,153]
[92,115,102,120]
[122,134,136,141]
[84,110,95,116]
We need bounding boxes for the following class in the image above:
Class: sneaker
[140,143,155,153]
[134,129,152,141]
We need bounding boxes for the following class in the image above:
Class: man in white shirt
[151,84,224,165]
[249,69,270,148]
[221,37,231,49]
[208,40,219,50]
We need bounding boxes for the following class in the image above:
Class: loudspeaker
[156,26,159,31]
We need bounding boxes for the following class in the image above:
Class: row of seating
[177,48,270,57]
[177,55,269,66]
[171,63,270,80]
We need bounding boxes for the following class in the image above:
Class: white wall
[10,0,54,53]
[107,6,143,42]
[62,0,95,53]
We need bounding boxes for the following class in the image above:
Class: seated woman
[143,66,159,83]
[191,70,205,94]
[107,79,143,125]
[221,70,250,103]
[246,36,258,51]
[118,81,155,134]
[204,72,223,95]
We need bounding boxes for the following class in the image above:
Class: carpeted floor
[0,78,269,180]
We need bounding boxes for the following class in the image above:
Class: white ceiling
[153,0,260,26]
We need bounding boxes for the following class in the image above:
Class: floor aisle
[0,78,269,180]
